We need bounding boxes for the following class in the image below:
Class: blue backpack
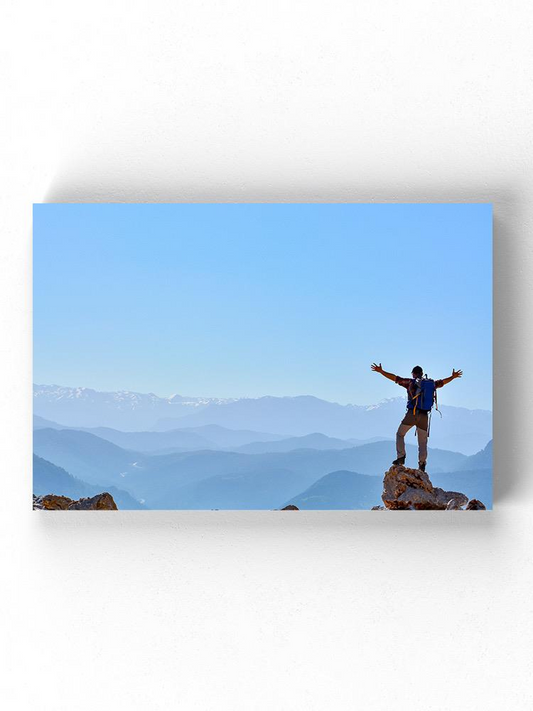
[410,377,437,414]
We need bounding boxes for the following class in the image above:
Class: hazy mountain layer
[33,428,146,486]
[71,426,216,453]
[34,384,491,454]
[161,468,313,510]
[236,433,390,454]
[33,427,477,509]
[151,423,286,446]
[285,470,383,510]
[33,454,146,509]
[431,469,492,508]
[454,439,493,470]
[33,416,287,453]
[164,397,491,455]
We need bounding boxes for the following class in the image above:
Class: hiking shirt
[395,376,444,411]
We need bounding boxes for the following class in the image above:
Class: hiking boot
[392,456,406,467]
[418,462,426,472]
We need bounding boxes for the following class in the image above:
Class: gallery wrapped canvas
[33,204,492,510]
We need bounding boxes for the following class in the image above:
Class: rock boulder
[465,499,487,510]
[33,493,118,510]
[382,465,475,510]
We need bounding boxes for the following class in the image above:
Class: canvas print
[33,204,492,510]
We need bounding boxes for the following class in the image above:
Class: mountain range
[34,384,492,455]
[33,416,288,452]
[33,425,492,510]
[32,383,492,510]
[33,416,389,454]
[33,384,235,431]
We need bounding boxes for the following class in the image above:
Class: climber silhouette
[371,363,463,471]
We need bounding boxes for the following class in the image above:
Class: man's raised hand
[371,362,383,374]
[452,369,463,379]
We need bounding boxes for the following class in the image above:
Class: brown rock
[465,498,487,510]
[382,465,471,511]
[33,493,118,510]
[68,493,118,510]
[382,465,437,509]
[281,504,299,510]
[33,494,71,510]
[434,489,469,508]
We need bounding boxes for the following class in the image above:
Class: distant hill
[32,416,287,453]
[33,414,63,429]
[430,469,492,508]
[123,440,467,509]
[33,454,146,509]
[34,383,492,455]
[161,468,315,510]
[238,432,391,454]
[454,439,492,470]
[151,423,286,446]
[76,426,217,453]
[33,428,145,486]
[347,436,392,445]
[285,470,383,510]
[81,423,289,452]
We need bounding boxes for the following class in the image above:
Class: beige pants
[396,410,428,464]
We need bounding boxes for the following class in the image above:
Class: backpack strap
[434,386,442,417]
[412,379,421,416]
[413,392,421,416]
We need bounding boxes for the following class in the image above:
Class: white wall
[1,2,531,709]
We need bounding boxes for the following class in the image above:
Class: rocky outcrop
[381,465,485,510]
[465,498,487,510]
[281,504,299,510]
[33,492,118,510]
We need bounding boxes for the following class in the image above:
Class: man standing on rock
[370,363,463,471]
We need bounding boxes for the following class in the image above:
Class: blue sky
[33,203,492,409]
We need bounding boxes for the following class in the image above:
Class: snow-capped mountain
[33,384,235,430]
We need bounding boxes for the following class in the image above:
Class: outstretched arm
[439,369,463,386]
[371,363,398,383]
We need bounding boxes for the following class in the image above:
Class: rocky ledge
[379,465,487,511]
[33,492,118,510]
